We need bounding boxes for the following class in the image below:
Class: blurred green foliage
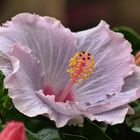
[0,71,11,120]
[126,99,140,133]
[113,26,140,54]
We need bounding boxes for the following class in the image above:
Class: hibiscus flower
[0,13,140,127]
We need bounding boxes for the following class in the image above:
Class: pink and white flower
[0,13,140,127]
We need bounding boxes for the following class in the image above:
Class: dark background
[0,0,140,32]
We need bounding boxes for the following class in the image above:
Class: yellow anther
[67,51,95,82]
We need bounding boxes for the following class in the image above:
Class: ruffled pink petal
[73,20,135,106]
[92,105,129,125]
[0,52,12,76]
[0,13,77,91]
[37,90,82,116]
[44,112,83,128]
[0,13,82,127]
[87,85,140,115]
[36,90,84,127]
[86,66,140,124]
[4,43,51,117]
[4,43,81,127]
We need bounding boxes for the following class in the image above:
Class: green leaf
[113,26,140,54]
[0,70,12,119]
[4,109,61,140]
[4,108,56,132]
[61,133,88,140]
[126,99,140,132]
[83,119,111,140]
[0,119,4,131]
[60,118,111,140]
[106,122,140,140]
[93,121,108,132]
[26,129,40,140]
[26,128,61,140]
[37,128,61,140]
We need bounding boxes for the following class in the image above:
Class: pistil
[56,51,95,102]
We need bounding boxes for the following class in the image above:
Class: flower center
[67,51,95,82]
[56,51,95,102]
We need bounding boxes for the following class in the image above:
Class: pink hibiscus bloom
[0,121,26,140]
[0,13,140,127]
